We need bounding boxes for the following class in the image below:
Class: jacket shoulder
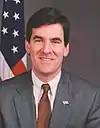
[0,71,31,96]
[62,70,100,93]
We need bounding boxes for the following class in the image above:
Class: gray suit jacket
[0,70,100,128]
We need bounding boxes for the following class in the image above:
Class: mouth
[39,57,53,61]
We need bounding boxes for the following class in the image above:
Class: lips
[39,57,53,60]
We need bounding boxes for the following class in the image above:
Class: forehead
[31,23,64,38]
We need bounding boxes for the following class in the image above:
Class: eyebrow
[32,35,43,40]
[50,37,62,42]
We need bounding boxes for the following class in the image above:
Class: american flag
[0,0,27,81]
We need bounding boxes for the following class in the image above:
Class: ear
[64,43,69,57]
[25,39,30,54]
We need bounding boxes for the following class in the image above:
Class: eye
[34,39,42,43]
[51,40,61,44]
[35,39,41,42]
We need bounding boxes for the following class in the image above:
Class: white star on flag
[13,0,21,4]
[13,12,20,20]
[11,45,18,53]
[12,29,19,37]
[2,27,8,35]
[3,11,9,19]
[0,0,27,81]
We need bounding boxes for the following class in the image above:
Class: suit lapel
[13,71,36,128]
[49,71,73,128]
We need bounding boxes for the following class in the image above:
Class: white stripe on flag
[22,53,27,68]
[0,51,14,80]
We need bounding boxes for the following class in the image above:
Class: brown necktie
[37,83,51,128]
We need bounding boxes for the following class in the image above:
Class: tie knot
[41,83,50,93]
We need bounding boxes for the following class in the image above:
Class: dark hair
[26,7,70,46]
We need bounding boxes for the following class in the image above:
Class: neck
[32,69,61,83]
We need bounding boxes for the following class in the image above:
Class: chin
[39,68,60,76]
[40,70,52,74]
[39,68,53,74]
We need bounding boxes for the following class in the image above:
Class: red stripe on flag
[12,60,27,76]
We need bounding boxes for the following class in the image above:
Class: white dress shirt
[31,70,61,119]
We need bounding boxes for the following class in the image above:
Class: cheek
[31,43,42,51]
[54,47,65,57]
[30,47,41,60]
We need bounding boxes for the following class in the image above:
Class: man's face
[25,23,69,80]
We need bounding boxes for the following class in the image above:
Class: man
[0,7,100,128]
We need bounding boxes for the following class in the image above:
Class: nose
[42,41,52,54]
